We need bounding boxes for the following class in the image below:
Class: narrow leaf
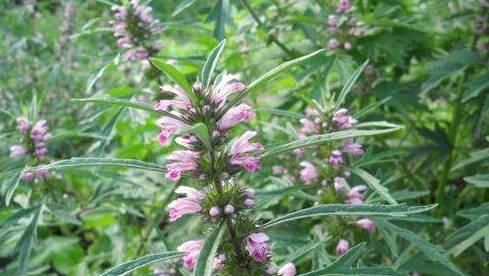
[194,223,226,276]
[352,168,398,205]
[100,252,183,276]
[151,58,197,104]
[201,39,226,87]
[335,60,369,107]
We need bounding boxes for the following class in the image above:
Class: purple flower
[356,218,375,233]
[342,139,364,155]
[229,131,263,172]
[337,0,351,13]
[168,186,204,222]
[299,161,318,184]
[332,108,357,128]
[156,85,193,112]
[278,263,296,276]
[328,38,340,49]
[224,204,235,214]
[328,15,338,27]
[9,145,27,159]
[328,150,343,167]
[334,176,347,191]
[344,42,352,50]
[165,151,200,181]
[36,168,49,180]
[16,117,30,134]
[299,118,319,135]
[218,103,255,130]
[345,185,367,205]
[336,239,349,256]
[209,206,221,217]
[157,117,185,146]
[21,171,34,182]
[177,240,204,270]
[246,232,270,263]
[209,73,246,107]
[212,253,226,270]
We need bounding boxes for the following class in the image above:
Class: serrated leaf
[263,204,437,228]
[463,174,489,188]
[201,39,226,87]
[193,223,225,276]
[100,252,183,276]
[351,168,397,205]
[260,127,401,159]
[446,215,489,256]
[22,158,166,174]
[376,220,464,276]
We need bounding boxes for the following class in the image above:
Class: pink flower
[246,232,270,263]
[272,165,286,175]
[168,186,204,222]
[299,118,319,135]
[218,103,255,130]
[224,204,235,214]
[299,161,318,184]
[209,207,221,217]
[21,171,34,182]
[229,131,263,172]
[165,151,200,181]
[345,185,367,205]
[334,176,347,191]
[328,38,340,49]
[157,117,185,146]
[210,73,246,107]
[336,239,349,256]
[36,168,49,180]
[328,150,343,167]
[356,218,375,233]
[344,42,352,50]
[16,117,30,134]
[31,120,50,142]
[332,108,357,128]
[293,148,305,158]
[278,263,296,276]
[175,135,198,149]
[177,240,204,270]
[212,254,226,270]
[156,85,193,112]
[10,145,27,159]
[327,15,337,27]
[343,139,364,155]
[337,0,351,13]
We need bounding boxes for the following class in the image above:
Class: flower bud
[193,82,204,93]
[244,198,255,208]
[224,204,235,214]
[209,206,221,217]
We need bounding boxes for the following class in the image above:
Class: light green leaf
[446,215,489,256]
[300,243,366,276]
[193,223,226,276]
[201,39,226,87]
[178,122,212,150]
[22,158,166,174]
[335,60,369,108]
[172,0,197,17]
[463,174,489,188]
[351,168,398,205]
[151,58,197,104]
[100,252,183,276]
[261,127,401,159]
[15,205,43,275]
[451,148,489,172]
[263,203,437,228]
[376,220,464,276]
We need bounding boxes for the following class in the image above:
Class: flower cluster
[273,104,376,259]
[327,0,367,50]
[111,0,163,61]
[153,63,290,273]
[10,117,51,181]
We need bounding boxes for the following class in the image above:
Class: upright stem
[240,0,297,58]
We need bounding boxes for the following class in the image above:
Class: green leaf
[451,148,489,172]
[300,243,366,276]
[71,97,177,118]
[100,252,183,276]
[15,205,43,275]
[0,206,37,229]
[446,215,489,256]
[201,39,226,87]
[335,60,369,107]
[177,122,212,150]
[463,174,489,188]
[4,171,22,206]
[151,58,197,104]
[462,73,489,102]
[376,220,464,276]
[351,168,398,205]
[193,223,226,276]
[263,203,437,228]
[421,49,480,94]
[285,240,327,264]
[22,158,166,174]
[261,127,401,159]
[172,0,197,17]
[206,0,231,40]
